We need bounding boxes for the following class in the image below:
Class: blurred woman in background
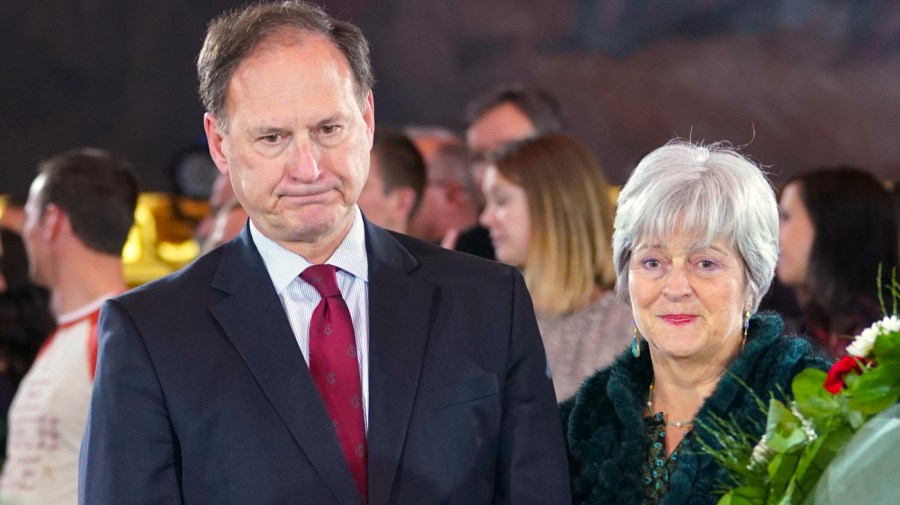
[778,167,898,357]
[480,133,632,400]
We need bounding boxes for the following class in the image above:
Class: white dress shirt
[249,206,370,429]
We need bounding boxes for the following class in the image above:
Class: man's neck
[50,252,126,317]
[391,220,407,235]
[267,212,356,265]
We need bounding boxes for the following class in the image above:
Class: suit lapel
[363,223,434,505]
[210,229,362,505]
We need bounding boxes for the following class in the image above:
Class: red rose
[824,356,872,394]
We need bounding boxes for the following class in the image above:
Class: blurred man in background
[406,127,481,247]
[464,83,563,190]
[357,127,425,234]
[0,148,137,505]
[447,84,563,259]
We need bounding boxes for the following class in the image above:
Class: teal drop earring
[631,323,641,358]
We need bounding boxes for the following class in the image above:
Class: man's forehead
[234,40,350,86]
[222,33,357,121]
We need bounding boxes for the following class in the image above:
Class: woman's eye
[642,259,660,269]
[698,259,717,269]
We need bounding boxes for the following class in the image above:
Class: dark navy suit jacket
[79,221,570,505]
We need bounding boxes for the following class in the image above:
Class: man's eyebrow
[313,114,343,128]
[247,113,346,134]
[253,126,289,134]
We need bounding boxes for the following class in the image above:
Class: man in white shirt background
[0,148,138,505]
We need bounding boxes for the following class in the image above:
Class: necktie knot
[301,264,342,299]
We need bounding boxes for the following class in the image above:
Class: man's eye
[260,134,281,143]
[321,125,339,135]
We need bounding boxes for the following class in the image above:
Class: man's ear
[39,203,66,242]
[204,113,230,176]
[390,187,417,222]
[363,91,375,148]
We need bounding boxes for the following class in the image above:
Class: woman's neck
[646,342,738,423]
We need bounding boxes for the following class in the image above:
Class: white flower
[846,315,900,356]
[881,315,900,333]
[790,402,818,443]
[847,326,878,357]
[748,435,773,471]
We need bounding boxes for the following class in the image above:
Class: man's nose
[286,140,320,182]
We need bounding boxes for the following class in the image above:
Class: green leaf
[845,408,867,430]
[717,486,767,505]
[874,333,900,375]
[792,426,854,500]
[792,370,840,425]
[846,371,900,415]
[776,479,799,505]
[768,452,801,499]
[873,330,900,357]
[791,369,828,401]
[764,401,808,453]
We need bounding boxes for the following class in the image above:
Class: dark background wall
[2,0,900,197]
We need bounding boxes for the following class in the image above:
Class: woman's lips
[660,314,697,325]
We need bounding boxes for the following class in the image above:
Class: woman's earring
[741,303,751,351]
[631,323,641,358]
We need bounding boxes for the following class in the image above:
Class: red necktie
[301,264,367,501]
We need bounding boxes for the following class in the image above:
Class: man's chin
[262,207,354,244]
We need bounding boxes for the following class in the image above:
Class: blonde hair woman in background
[480,133,632,400]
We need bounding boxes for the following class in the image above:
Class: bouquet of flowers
[705,275,900,504]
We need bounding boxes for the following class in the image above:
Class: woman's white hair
[612,140,779,312]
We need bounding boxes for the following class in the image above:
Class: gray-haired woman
[560,140,830,505]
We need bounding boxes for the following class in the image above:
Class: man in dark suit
[78,2,570,504]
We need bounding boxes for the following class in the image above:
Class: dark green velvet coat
[560,313,831,505]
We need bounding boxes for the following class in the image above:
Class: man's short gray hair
[612,140,779,312]
[197,1,374,132]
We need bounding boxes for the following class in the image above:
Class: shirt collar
[56,290,121,326]
[249,206,368,294]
